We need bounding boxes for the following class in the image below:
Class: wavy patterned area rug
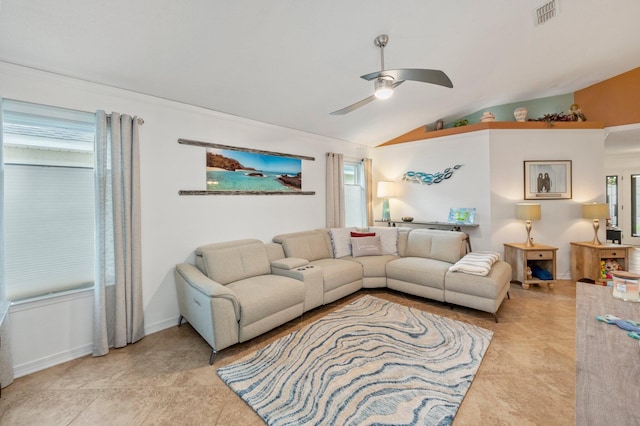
[217,295,493,426]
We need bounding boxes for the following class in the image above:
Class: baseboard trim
[12,315,180,378]
[13,343,93,379]
[144,315,180,336]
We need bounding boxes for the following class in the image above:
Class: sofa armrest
[175,263,240,318]
[271,263,323,312]
[270,257,309,270]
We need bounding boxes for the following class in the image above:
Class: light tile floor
[0,279,578,425]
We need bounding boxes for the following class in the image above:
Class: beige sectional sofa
[174,227,511,363]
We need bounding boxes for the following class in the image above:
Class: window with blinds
[344,161,366,228]
[2,100,96,301]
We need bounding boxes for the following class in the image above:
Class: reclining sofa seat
[174,239,305,364]
[271,230,363,304]
[386,228,467,301]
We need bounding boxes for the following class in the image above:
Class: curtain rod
[106,113,144,125]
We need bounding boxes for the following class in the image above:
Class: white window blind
[344,161,366,228]
[2,99,96,300]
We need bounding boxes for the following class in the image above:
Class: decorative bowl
[401,216,414,222]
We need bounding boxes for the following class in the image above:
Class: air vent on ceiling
[534,0,559,25]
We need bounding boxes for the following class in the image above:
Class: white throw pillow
[329,227,356,258]
[369,227,399,255]
[351,236,383,257]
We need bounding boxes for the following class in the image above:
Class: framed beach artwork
[178,139,315,195]
[206,148,302,192]
[524,160,572,200]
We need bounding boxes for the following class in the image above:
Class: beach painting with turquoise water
[206,148,302,192]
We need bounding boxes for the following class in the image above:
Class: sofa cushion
[386,257,451,289]
[345,254,398,277]
[448,251,500,276]
[197,241,271,285]
[405,229,465,263]
[227,274,305,327]
[351,236,383,257]
[446,261,511,299]
[310,258,363,292]
[281,233,332,261]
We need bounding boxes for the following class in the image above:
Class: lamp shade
[582,203,608,219]
[515,203,541,221]
[377,181,397,198]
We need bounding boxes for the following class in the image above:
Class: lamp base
[590,219,603,245]
[523,220,535,247]
[381,199,390,221]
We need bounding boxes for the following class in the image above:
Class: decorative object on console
[377,181,397,221]
[514,107,528,122]
[448,207,476,225]
[515,203,541,247]
[402,165,462,185]
[401,216,413,222]
[582,202,609,245]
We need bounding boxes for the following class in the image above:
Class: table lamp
[515,203,541,247]
[582,202,609,245]
[377,181,397,221]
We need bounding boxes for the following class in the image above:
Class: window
[344,161,366,227]
[606,175,618,227]
[2,100,96,300]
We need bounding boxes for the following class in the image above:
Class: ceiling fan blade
[330,81,405,115]
[361,68,453,88]
[330,95,377,115]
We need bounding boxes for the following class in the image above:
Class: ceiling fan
[330,34,453,115]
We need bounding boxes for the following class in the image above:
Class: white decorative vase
[514,107,528,122]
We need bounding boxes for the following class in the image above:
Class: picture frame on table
[524,160,572,200]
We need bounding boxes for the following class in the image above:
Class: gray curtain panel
[93,110,144,356]
[325,152,344,228]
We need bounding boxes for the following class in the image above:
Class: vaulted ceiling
[1,0,639,147]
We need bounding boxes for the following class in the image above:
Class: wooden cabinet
[504,243,557,289]
[570,241,632,284]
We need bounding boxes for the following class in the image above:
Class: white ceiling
[1,0,640,147]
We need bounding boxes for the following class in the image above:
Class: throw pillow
[448,251,500,276]
[351,231,376,238]
[351,236,383,257]
[329,227,356,258]
[369,227,399,255]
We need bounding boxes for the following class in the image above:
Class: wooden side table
[504,242,557,289]
[570,241,632,284]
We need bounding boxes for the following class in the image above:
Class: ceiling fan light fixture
[374,78,394,99]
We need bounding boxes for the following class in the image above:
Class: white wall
[489,129,606,278]
[0,62,369,376]
[373,128,606,279]
[372,131,492,250]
